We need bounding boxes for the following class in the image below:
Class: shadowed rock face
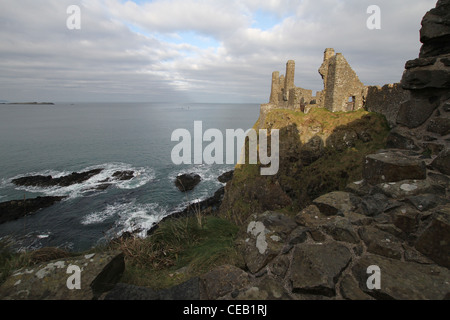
[174,173,201,192]
[0,196,66,224]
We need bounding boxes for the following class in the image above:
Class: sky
[0,0,437,103]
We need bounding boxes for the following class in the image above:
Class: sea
[0,102,260,252]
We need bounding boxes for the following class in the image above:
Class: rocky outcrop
[0,196,66,224]
[12,169,103,187]
[395,0,450,155]
[174,173,201,192]
[218,170,234,183]
[0,252,124,300]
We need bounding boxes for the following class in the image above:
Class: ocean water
[0,102,260,252]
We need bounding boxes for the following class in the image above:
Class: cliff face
[220,108,390,224]
[216,0,450,300]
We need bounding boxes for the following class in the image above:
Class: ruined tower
[319,49,366,112]
[269,71,281,104]
[283,60,295,101]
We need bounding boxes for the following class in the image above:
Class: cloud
[0,0,438,102]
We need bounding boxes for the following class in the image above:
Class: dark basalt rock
[0,196,66,224]
[12,169,103,187]
[112,170,134,181]
[174,173,201,192]
[218,170,234,183]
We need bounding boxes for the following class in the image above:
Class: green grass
[111,215,241,290]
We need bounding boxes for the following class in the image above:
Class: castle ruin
[262,48,367,115]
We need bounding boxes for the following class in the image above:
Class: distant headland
[0,102,55,105]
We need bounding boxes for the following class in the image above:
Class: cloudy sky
[0,0,437,103]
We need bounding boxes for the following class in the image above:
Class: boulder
[323,217,360,244]
[352,254,450,300]
[339,274,374,300]
[415,210,450,268]
[419,0,450,58]
[358,226,403,260]
[312,191,359,216]
[0,252,124,300]
[385,130,419,151]
[363,150,427,185]
[239,212,297,274]
[103,283,159,300]
[225,275,292,300]
[376,178,444,199]
[427,117,450,136]
[0,196,66,224]
[175,173,201,192]
[218,170,234,184]
[289,242,352,297]
[431,149,450,175]
[396,92,440,128]
[200,265,250,300]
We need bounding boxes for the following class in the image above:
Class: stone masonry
[262,48,368,117]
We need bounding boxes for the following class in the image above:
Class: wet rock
[0,196,66,224]
[415,210,450,268]
[312,191,359,216]
[175,173,201,192]
[289,242,352,297]
[112,171,134,181]
[0,252,124,300]
[218,170,234,183]
[12,169,103,187]
[358,226,403,260]
[239,212,297,274]
[363,150,427,185]
[352,254,450,300]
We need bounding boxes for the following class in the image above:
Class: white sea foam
[82,200,168,239]
[7,162,155,199]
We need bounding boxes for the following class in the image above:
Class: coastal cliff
[1,0,449,300]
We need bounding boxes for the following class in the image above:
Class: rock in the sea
[12,169,103,187]
[112,170,135,181]
[0,252,124,300]
[175,173,201,192]
[218,170,234,183]
[0,196,66,224]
